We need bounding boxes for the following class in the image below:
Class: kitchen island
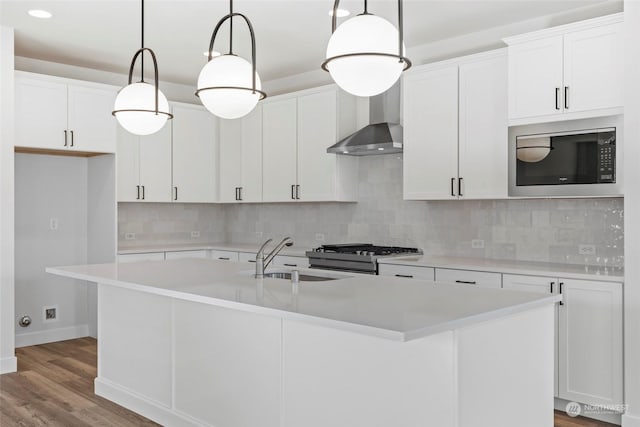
[47,258,560,427]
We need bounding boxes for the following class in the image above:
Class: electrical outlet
[471,239,485,249]
[49,218,58,231]
[43,306,58,323]
[579,244,596,255]
[315,233,325,242]
[124,232,136,240]
[191,231,200,238]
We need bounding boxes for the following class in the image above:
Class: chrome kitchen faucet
[255,237,294,279]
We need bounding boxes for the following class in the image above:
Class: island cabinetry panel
[378,263,435,280]
[15,73,117,153]
[219,106,263,203]
[505,14,623,125]
[435,268,502,289]
[403,50,507,200]
[209,250,240,261]
[98,285,172,408]
[117,252,165,263]
[173,300,282,427]
[503,274,623,407]
[164,250,208,260]
[117,123,172,202]
[171,103,218,203]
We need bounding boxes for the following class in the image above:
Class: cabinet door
[458,54,508,199]
[139,123,172,202]
[558,279,623,406]
[503,274,559,397]
[172,104,218,203]
[210,250,240,262]
[403,66,459,200]
[272,255,308,268]
[15,77,68,150]
[117,252,165,263]
[219,118,243,203]
[297,90,338,201]
[240,106,263,203]
[507,36,563,120]
[67,84,117,153]
[262,98,298,202]
[116,126,141,202]
[165,250,209,260]
[563,23,623,113]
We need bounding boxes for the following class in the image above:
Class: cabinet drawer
[273,255,308,268]
[165,250,209,260]
[378,264,434,281]
[238,252,257,264]
[118,252,165,263]
[435,268,502,289]
[209,250,239,262]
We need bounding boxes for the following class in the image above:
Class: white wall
[0,26,17,374]
[623,2,640,426]
[14,154,90,347]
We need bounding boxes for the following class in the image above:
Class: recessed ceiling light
[28,9,53,19]
[203,50,222,57]
[328,8,350,18]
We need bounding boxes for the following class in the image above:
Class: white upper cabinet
[117,121,172,203]
[262,98,298,202]
[15,73,117,153]
[262,86,358,203]
[172,103,218,203]
[505,14,623,125]
[403,50,507,201]
[219,106,263,203]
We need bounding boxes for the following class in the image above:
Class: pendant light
[516,136,553,163]
[196,0,266,119]
[322,0,411,97]
[112,0,172,136]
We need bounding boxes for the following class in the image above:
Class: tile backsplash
[119,155,624,267]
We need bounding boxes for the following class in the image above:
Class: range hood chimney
[327,81,402,156]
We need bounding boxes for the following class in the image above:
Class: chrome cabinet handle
[141,185,145,200]
[456,280,477,285]
[239,187,243,201]
[458,177,463,197]
[70,130,74,147]
[136,185,140,200]
[64,130,68,147]
[173,186,178,201]
[550,282,555,294]
[291,185,295,200]
[296,185,300,200]
[559,282,564,305]
[395,274,413,278]
[564,86,570,110]
[451,178,455,197]
[218,257,230,260]
[555,88,561,110]
[284,263,297,267]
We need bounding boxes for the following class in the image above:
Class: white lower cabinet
[117,252,165,263]
[503,274,623,407]
[378,263,435,281]
[209,250,240,262]
[272,255,308,268]
[238,251,257,264]
[435,268,502,289]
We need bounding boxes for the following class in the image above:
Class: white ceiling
[0,0,619,85]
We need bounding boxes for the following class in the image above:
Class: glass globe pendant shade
[516,137,552,163]
[113,82,171,136]
[325,14,406,97]
[197,54,263,119]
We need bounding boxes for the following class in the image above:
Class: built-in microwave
[509,117,624,197]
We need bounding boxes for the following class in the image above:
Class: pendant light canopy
[196,0,266,119]
[516,136,553,163]
[322,0,411,97]
[112,0,172,136]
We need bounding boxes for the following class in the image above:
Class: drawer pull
[284,263,297,267]
[455,280,477,285]
[248,259,256,263]
[218,257,230,260]
[395,274,414,278]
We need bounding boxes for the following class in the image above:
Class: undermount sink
[263,272,339,282]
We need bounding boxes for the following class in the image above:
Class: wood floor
[0,338,620,427]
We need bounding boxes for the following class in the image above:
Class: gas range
[306,244,422,275]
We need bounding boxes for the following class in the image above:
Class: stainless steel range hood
[327,82,402,156]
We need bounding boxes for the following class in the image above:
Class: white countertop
[47,258,560,342]
[378,255,624,282]
[118,242,309,257]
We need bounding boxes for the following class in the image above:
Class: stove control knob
[368,251,376,256]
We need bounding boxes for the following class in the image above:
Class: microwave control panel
[597,137,616,183]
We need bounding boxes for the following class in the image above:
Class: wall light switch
[124,232,136,241]
[49,218,58,231]
[191,231,200,238]
[472,239,485,249]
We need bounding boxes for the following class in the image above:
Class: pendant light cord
[398,0,403,62]
[364,0,368,14]
[229,0,234,54]
[141,0,145,82]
